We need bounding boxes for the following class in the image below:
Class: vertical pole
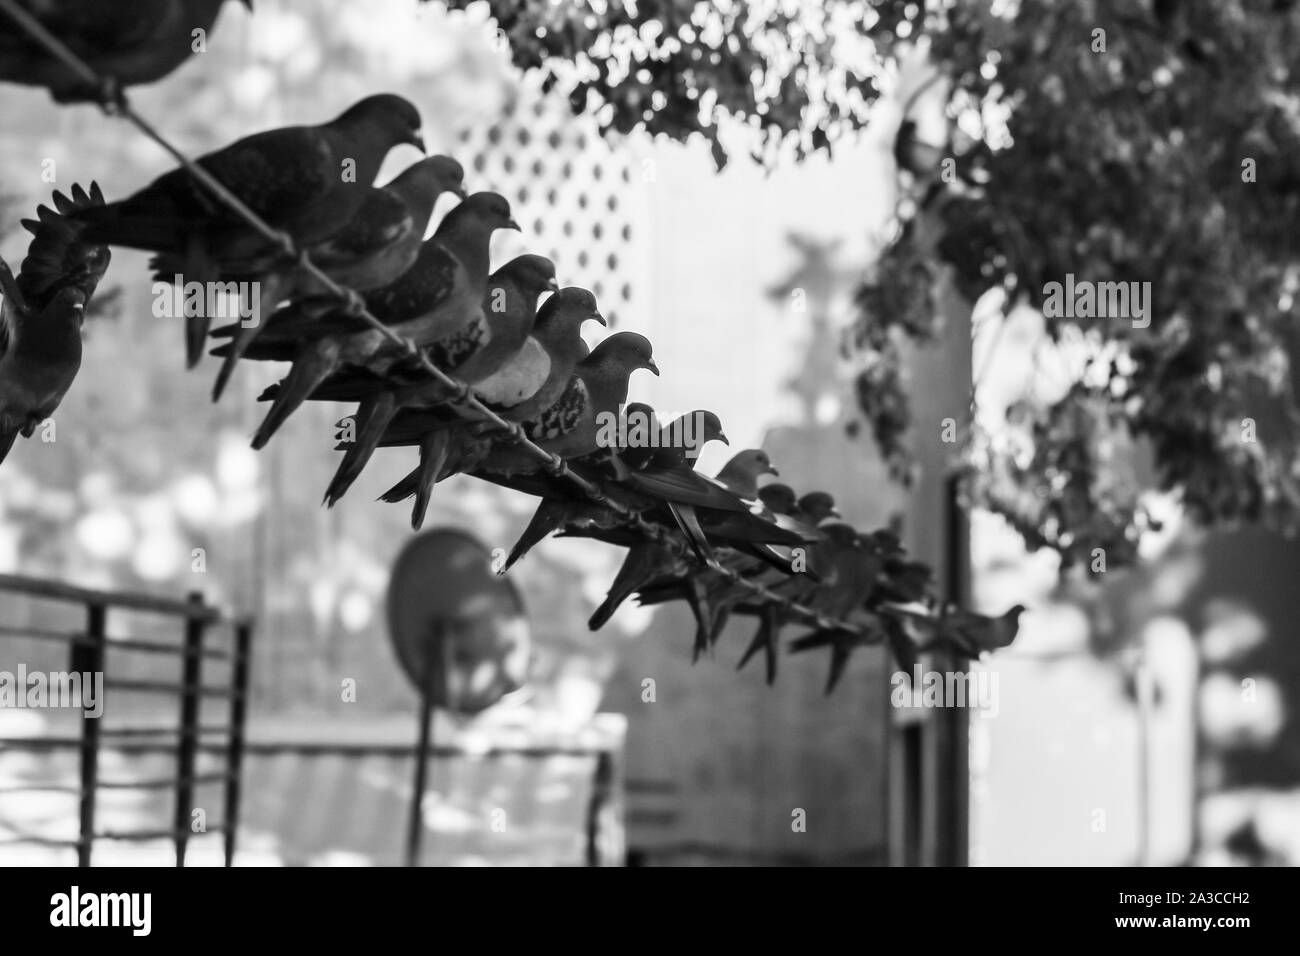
[223,618,253,867]
[1134,648,1154,867]
[174,592,206,867]
[405,687,435,866]
[405,628,442,867]
[891,718,923,866]
[934,474,971,866]
[882,662,895,865]
[919,660,939,867]
[586,751,614,866]
[75,602,106,867]
[1188,654,1203,865]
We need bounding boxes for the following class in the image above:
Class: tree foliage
[437,0,914,164]
[876,0,1300,568]
[435,0,1300,569]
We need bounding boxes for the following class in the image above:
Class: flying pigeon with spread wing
[0,183,112,465]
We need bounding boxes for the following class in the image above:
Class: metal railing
[0,574,253,866]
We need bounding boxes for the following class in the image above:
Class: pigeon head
[868,527,902,553]
[729,449,778,478]
[393,155,467,201]
[496,254,559,296]
[714,448,778,496]
[758,482,799,514]
[798,491,840,523]
[624,402,658,422]
[45,286,87,324]
[428,155,466,197]
[532,289,603,363]
[337,94,424,152]
[592,331,658,377]
[821,522,862,547]
[537,287,606,332]
[65,244,110,302]
[622,402,659,435]
[455,192,520,232]
[670,410,727,450]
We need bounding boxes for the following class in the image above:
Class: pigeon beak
[451,183,468,199]
[546,277,560,292]
[767,465,780,477]
[829,507,843,520]
[409,130,427,153]
[591,311,608,327]
[718,432,730,445]
[646,358,660,376]
[507,218,522,231]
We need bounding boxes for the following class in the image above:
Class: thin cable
[0,0,873,638]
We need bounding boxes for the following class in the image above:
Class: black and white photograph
[0,0,1292,927]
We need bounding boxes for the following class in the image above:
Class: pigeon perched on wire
[187,154,465,385]
[243,192,519,450]
[0,18,1006,693]
[371,331,657,530]
[880,603,1026,659]
[0,184,111,465]
[729,485,832,682]
[777,525,890,692]
[319,254,558,505]
[473,331,659,477]
[796,490,842,524]
[246,240,548,458]
[573,438,810,645]
[496,403,697,575]
[371,286,606,516]
[219,194,501,368]
[473,286,604,424]
[0,0,249,104]
[651,463,832,659]
[629,449,823,659]
[73,93,425,292]
[788,612,886,694]
[446,333,658,525]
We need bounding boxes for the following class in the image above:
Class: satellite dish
[387,527,530,715]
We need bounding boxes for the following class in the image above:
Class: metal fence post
[936,473,971,867]
[223,617,253,867]
[173,592,206,866]
[585,751,613,866]
[74,602,107,867]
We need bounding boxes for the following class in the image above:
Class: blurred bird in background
[0,0,250,104]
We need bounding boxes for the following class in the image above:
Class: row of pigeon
[0,1,1024,686]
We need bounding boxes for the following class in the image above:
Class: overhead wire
[0,0,888,640]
